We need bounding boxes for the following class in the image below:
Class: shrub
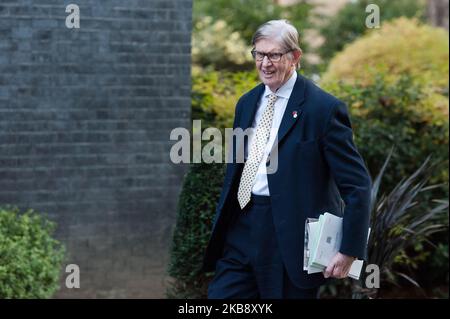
[321,27,449,296]
[321,150,449,299]
[192,17,254,71]
[321,73,448,196]
[318,0,426,63]
[0,206,65,298]
[321,18,449,96]
[360,150,448,298]
[193,0,312,44]
[167,163,225,298]
[192,69,259,129]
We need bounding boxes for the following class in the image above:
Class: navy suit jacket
[203,73,372,288]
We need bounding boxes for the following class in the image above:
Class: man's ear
[292,50,302,66]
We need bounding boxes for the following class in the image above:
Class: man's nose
[262,55,272,66]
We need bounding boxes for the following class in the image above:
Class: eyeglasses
[251,49,293,62]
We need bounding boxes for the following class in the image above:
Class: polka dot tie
[237,93,278,210]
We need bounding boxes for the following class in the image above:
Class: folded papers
[303,212,368,280]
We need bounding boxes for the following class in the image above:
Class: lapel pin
[292,111,298,119]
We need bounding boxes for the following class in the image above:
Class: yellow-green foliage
[322,74,448,196]
[192,17,254,70]
[322,18,449,95]
[0,206,65,298]
[192,68,259,129]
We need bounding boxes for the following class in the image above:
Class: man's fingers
[324,263,335,278]
[334,265,350,278]
[341,266,350,278]
[332,266,342,278]
[325,253,355,278]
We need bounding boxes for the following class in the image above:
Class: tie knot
[268,94,277,104]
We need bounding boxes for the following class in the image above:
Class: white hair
[252,19,302,68]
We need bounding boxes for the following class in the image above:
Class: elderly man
[203,20,372,299]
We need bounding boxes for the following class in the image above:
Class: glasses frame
[251,49,294,62]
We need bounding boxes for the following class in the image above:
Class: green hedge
[167,163,225,298]
[0,206,65,298]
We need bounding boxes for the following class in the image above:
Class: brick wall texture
[0,0,192,298]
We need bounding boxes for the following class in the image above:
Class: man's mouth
[262,70,275,76]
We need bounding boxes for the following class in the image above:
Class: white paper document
[303,212,367,280]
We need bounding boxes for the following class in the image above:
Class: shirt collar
[263,71,297,99]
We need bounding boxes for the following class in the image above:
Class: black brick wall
[0,0,192,298]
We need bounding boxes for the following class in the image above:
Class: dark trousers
[208,195,319,299]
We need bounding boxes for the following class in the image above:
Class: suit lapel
[275,74,306,145]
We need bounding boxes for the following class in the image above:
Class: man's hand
[323,252,356,279]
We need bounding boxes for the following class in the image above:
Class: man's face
[254,38,299,92]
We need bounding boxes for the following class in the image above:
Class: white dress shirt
[245,71,297,196]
